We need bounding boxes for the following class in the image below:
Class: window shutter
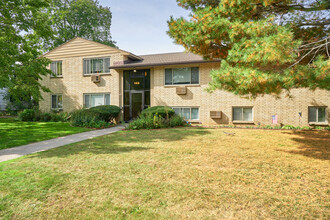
[165,69,172,85]
[104,58,110,73]
[191,67,199,84]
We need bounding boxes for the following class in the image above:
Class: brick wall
[39,53,122,113]
[152,63,330,126]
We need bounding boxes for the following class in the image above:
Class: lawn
[0,127,329,219]
[0,118,91,149]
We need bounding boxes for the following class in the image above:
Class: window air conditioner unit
[176,86,187,95]
[210,111,222,119]
[91,74,101,83]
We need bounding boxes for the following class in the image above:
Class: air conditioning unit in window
[91,74,101,83]
[176,86,187,95]
[210,111,222,119]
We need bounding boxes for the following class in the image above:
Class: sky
[99,0,190,55]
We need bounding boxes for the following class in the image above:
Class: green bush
[70,105,120,128]
[89,105,121,122]
[170,115,187,127]
[40,112,52,122]
[18,109,39,121]
[71,109,100,127]
[141,106,175,119]
[127,113,186,130]
[19,110,69,122]
[281,125,296,130]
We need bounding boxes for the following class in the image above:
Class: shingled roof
[110,52,220,69]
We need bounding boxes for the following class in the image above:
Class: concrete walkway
[0,125,125,163]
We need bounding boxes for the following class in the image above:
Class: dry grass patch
[0,128,329,219]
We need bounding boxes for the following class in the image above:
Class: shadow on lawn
[279,130,330,160]
[29,127,211,159]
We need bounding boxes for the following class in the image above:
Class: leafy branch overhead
[49,0,116,49]
[0,0,53,107]
[168,0,330,97]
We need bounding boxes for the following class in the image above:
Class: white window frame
[308,106,327,124]
[83,57,110,75]
[51,94,63,110]
[164,67,199,86]
[232,107,254,122]
[50,61,63,77]
[172,107,199,120]
[83,93,110,108]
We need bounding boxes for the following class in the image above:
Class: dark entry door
[131,92,143,119]
[123,69,150,121]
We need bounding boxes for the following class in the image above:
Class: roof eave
[109,60,221,70]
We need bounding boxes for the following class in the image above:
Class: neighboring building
[40,37,329,126]
[0,88,8,111]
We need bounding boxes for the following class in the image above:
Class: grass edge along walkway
[0,125,125,163]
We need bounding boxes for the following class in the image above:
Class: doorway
[123,69,150,121]
[131,92,143,119]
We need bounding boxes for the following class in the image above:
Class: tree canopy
[168,0,330,97]
[0,0,53,109]
[49,0,116,49]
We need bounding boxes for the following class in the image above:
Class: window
[51,94,63,109]
[50,61,62,77]
[172,107,199,120]
[233,107,253,122]
[84,93,110,108]
[83,57,110,75]
[165,67,199,85]
[308,107,327,123]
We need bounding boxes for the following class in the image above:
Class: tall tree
[0,0,53,109]
[49,0,116,49]
[168,0,330,97]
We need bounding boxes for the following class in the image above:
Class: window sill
[309,122,328,126]
[233,121,255,124]
[83,73,111,77]
[187,120,201,124]
[50,76,63,79]
[51,108,63,112]
[164,84,200,88]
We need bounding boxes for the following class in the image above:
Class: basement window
[233,107,253,122]
[308,107,327,123]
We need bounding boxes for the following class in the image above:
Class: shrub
[71,109,100,127]
[70,105,120,128]
[40,112,52,122]
[89,105,121,122]
[281,125,296,130]
[127,113,186,130]
[18,109,39,121]
[141,106,175,119]
[170,115,186,127]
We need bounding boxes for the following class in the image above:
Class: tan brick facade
[152,63,329,126]
[40,38,329,126]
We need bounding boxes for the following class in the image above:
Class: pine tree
[168,0,330,97]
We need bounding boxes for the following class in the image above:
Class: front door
[123,69,151,121]
[131,92,143,119]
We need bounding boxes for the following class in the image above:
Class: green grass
[0,128,329,219]
[0,118,91,149]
